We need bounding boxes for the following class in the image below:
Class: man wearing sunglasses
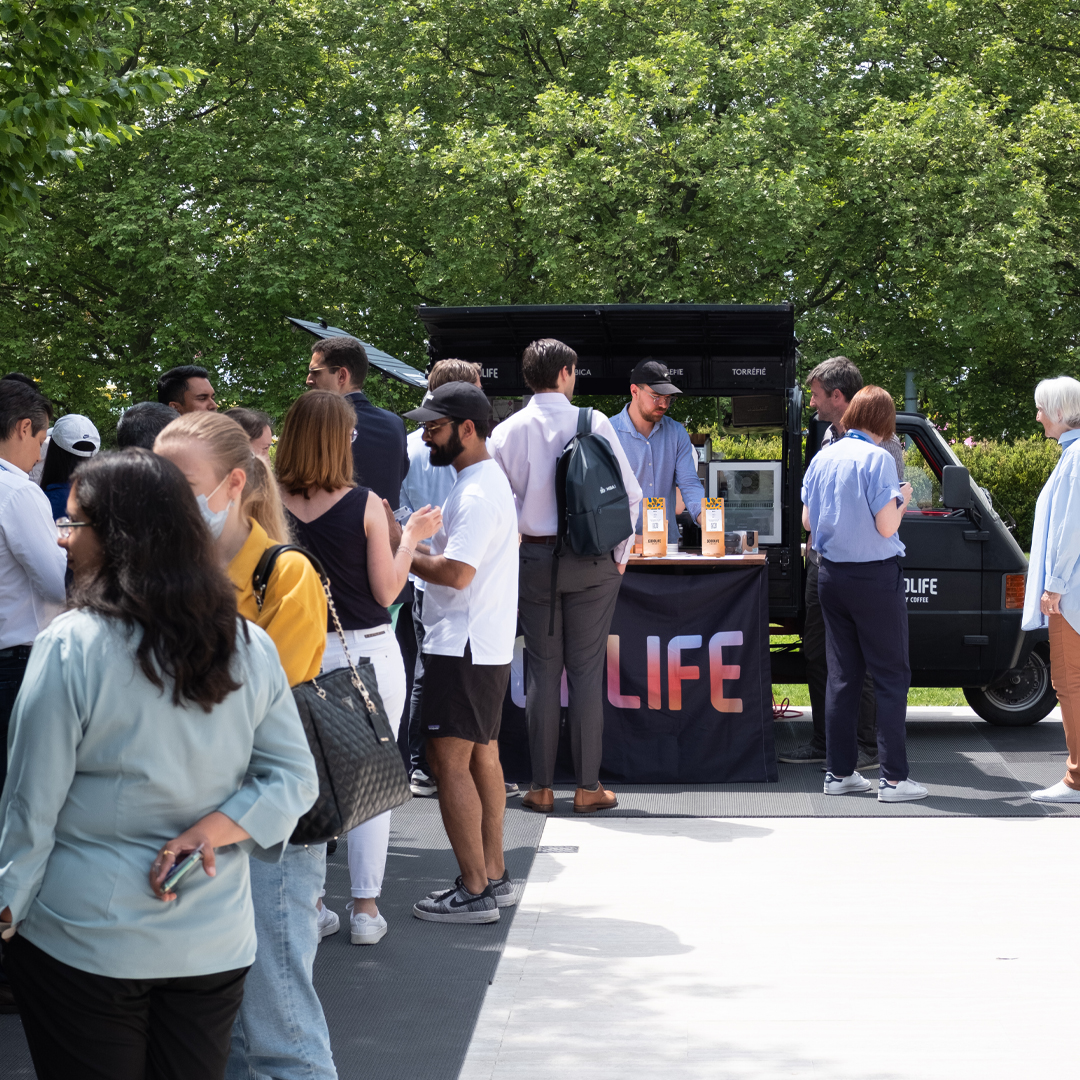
[305,335,409,509]
[610,359,705,545]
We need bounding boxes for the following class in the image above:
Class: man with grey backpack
[490,339,642,814]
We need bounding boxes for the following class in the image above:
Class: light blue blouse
[0,609,318,979]
[801,431,905,563]
[1022,429,1080,635]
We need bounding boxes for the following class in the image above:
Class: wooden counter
[626,551,767,567]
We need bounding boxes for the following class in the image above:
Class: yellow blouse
[227,520,327,687]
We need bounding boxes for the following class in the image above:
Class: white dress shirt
[0,456,67,649]
[489,393,643,564]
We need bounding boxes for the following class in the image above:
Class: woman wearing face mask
[275,391,441,946]
[0,450,317,1080]
[154,413,339,1080]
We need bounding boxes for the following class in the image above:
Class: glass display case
[706,461,782,544]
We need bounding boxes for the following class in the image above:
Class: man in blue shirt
[610,359,704,544]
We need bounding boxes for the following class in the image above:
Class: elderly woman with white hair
[1024,375,1080,802]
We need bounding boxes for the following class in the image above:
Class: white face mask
[196,476,232,540]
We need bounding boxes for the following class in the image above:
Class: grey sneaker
[410,770,437,798]
[413,878,500,924]
[823,770,873,795]
[856,749,880,772]
[488,869,517,908]
[778,744,826,764]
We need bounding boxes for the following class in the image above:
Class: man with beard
[610,359,705,545]
[403,382,519,922]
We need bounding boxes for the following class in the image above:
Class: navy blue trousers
[818,557,910,782]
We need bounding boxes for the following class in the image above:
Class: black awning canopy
[287,317,429,390]
[415,304,798,396]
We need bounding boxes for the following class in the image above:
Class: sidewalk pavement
[0,709,1072,1078]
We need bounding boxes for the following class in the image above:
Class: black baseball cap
[629,359,682,396]
[404,381,492,424]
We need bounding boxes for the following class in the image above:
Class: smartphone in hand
[162,848,204,894]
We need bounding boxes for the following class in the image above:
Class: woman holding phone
[0,450,317,1080]
[801,385,927,803]
[275,390,441,946]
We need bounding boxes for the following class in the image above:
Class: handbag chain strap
[317,579,380,722]
[253,543,381,724]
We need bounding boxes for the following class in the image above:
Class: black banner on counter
[499,565,777,784]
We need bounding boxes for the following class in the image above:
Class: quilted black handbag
[252,545,411,846]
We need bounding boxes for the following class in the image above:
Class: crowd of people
[2,336,1080,1079]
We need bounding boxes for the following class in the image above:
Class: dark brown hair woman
[0,450,317,1080]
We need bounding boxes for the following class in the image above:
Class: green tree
[0,2,195,229]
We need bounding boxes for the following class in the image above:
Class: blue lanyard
[846,430,873,444]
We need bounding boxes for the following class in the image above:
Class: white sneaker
[823,770,872,795]
[1030,780,1080,803]
[316,903,340,941]
[349,906,388,945]
[878,778,929,803]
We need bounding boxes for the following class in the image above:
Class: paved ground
[1,707,1073,1079]
[466,814,1075,1080]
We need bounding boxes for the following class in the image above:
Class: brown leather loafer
[573,785,618,814]
[521,787,554,813]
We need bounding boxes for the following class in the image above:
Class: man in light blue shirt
[610,359,704,544]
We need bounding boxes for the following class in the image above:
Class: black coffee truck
[413,302,1055,726]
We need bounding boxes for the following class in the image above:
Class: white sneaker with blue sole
[823,770,872,795]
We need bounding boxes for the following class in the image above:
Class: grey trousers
[518,544,623,789]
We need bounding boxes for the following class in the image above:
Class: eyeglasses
[420,419,452,435]
[307,366,340,377]
[641,388,673,407]
[55,517,91,538]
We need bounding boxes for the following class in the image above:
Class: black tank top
[287,486,390,631]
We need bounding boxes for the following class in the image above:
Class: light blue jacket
[0,609,318,979]
[1022,429,1080,635]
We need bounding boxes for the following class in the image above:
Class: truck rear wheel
[963,646,1057,727]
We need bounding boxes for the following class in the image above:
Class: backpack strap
[252,544,327,613]
[547,409,593,636]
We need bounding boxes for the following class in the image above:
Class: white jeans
[321,625,406,900]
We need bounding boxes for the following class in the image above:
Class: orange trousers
[1049,614,1080,789]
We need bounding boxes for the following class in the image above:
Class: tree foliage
[0,2,195,228]
[1,2,1079,440]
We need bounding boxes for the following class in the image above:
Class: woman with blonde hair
[154,412,339,1080]
[276,390,441,946]
[1023,376,1080,802]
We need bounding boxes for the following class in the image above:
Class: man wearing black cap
[402,382,519,923]
[610,359,705,544]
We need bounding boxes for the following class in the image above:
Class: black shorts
[421,642,510,744]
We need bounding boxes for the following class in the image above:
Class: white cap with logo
[50,414,101,457]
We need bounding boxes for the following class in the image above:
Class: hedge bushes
[953,436,1060,550]
[708,430,1060,551]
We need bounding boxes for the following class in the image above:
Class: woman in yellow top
[154,413,338,1080]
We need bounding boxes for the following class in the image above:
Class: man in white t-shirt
[403,382,519,924]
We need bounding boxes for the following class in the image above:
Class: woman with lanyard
[801,385,928,802]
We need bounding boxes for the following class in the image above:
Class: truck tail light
[1005,574,1025,609]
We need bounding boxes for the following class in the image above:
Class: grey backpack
[548,408,633,632]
